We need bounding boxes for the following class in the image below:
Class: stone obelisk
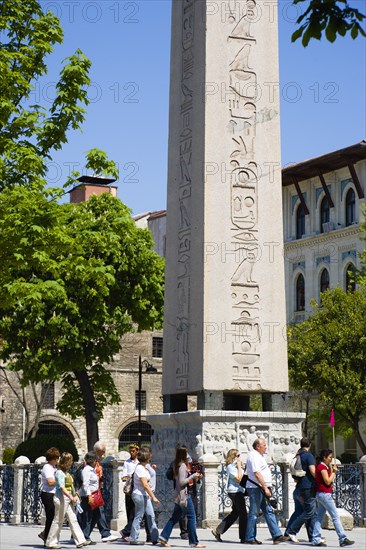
[149,3,304,495]
[163,0,288,411]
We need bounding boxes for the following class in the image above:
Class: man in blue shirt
[285,438,320,545]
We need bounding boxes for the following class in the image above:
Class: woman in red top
[312,449,354,547]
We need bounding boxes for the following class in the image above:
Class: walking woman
[78,451,115,543]
[312,449,354,547]
[46,452,88,549]
[130,446,160,545]
[211,449,247,543]
[159,446,205,548]
[39,447,60,544]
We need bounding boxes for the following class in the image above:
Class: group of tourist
[38,436,355,548]
[212,437,355,547]
[120,443,205,547]
[39,442,118,548]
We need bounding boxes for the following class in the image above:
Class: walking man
[245,438,288,544]
[120,443,139,541]
[284,438,318,544]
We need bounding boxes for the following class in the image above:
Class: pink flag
[329,409,335,428]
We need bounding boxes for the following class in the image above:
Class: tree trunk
[73,369,99,450]
[353,420,366,456]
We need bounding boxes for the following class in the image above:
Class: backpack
[166,463,174,481]
[73,464,84,490]
[290,452,307,479]
[123,465,137,495]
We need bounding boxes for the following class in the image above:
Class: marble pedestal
[149,410,305,526]
[149,410,305,464]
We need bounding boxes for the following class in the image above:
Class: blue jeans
[286,487,317,540]
[160,496,199,546]
[245,488,282,542]
[78,497,110,540]
[313,492,346,544]
[131,493,158,543]
[286,486,311,540]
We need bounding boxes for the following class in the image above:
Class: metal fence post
[199,453,221,528]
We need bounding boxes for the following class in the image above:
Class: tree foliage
[287,287,366,455]
[0,0,94,190]
[0,189,165,448]
[292,0,366,46]
[0,0,164,449]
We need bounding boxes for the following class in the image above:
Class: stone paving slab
[0,526,365,550]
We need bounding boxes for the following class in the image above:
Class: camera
[190,460,204,476]
[268,497,278,509]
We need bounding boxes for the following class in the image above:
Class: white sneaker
[101,535,119,542]
[287,534,300,543]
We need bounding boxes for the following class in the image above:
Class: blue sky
[40,0,366,214]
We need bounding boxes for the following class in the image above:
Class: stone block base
[322,508,353,531]
[202,519,222,529]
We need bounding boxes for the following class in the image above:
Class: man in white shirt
[245,438,289,545]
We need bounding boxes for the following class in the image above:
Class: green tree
[0,188,164,449]
[0,0,96,190]
[287,287,366,455]
[0,0,162,450]
[292,0,366,46]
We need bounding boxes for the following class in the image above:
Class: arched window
[320,268,330,294]
[296,274,305,311]
[345,263,356,292]
[320,196,330,233]
[36,421,74,440]
[296,204,305,239]
[119,421,153,450]
[345,188,356,226]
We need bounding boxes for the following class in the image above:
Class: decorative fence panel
[0,465,14,522]
[21,464,43,523]
[334,464,364,526]
[101,462,114,524]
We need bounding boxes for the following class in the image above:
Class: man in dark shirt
[285,438,322,546]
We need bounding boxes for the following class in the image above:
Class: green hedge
[2,447,15,464]
[14,434,78,463]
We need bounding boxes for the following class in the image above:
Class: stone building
[282,140,365,323]
[1,141,366,458]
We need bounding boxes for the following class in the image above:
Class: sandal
[158,539,172,547]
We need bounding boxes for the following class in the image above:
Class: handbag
[89,489,105,510]
[239,473,248,488]
[175,487,188,508]
[123,474,134,496]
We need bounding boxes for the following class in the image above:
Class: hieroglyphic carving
[175,0,195,390]
[228,0,261,388]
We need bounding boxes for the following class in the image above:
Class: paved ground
[0,525,365,550]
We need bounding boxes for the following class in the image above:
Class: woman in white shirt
[130,447,160,545]
[46,452,87,549]
[39,447,60,544]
